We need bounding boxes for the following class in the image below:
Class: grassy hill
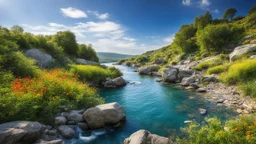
[97,52,134,63]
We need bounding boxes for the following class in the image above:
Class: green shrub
[178,116,256,144]
[70,65,110,82]
[220,59,256,85]
[206,64,230,75]
[197,24,244,54]
[239,80,256,98]
[135,56,148,63]
[107,66,123,78]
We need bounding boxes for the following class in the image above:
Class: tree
[194,11,212,30]
[78,44,99,62]
[223,8,237,21]
[197,24,244,54]
[51,31,78,56]
[248,5,256,15]
[10,25,24,33]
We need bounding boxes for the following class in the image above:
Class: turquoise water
[70,63,235,144]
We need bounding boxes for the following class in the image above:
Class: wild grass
[205,64,230,75]
[220,59,256,85]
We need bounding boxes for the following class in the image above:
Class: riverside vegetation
[1,5,256,144]
[0,25,123,125]
[118,6,256,144]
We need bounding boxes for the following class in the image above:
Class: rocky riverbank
[0,102,126,144]
[118,44,256,116]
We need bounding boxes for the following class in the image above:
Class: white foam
[92,129,106,136]
[79,133,97,142]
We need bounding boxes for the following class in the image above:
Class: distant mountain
[97,52,134,63]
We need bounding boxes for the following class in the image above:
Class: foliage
[178,116,256,144]
[194,55,229,71]
[240,80,256,98]
[0,26,39,77]
[134,56,148,63]
[248,5,256,15]
[78,44,99,62]
[70,64,122,82]
[51,31,78,56]
[206,64,230,75]
[10,25,24,33]
[172,24,198,53]
[223,8,237,21]
[0,69,103,124]
[107,66,123,78]
[220,59,256,85]
[196,24,244,54]
[194,11,212,30]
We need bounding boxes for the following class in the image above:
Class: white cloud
[75,21,121,32]
[163,34,175,44]
[60,7,87,18]
[182,0,191,6]
[200,0,211,8]
[213,9,219,13]
[87,10,109,20]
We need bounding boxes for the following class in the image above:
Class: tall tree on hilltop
[223,8,237,21]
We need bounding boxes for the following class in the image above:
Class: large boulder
[124,130,169,144]
[162,67,179,83]
[75,58,99,65]
[180,76,196,86]
[82,102,126,129]
[154,58,166,65]
[178,70,194,80]
[138,65,159,75]
[25,48,53,68]
[104,77,126,88]
[229,44,256,62]
[0,121,43,144]
[57,125,75,139]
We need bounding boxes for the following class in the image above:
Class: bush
[220,59,256,85]
[178,116,256,144]
[197,24,244,54]
[70,65,109,82]
[206,64,230,75]
[240,80,256,97]
[78,44,99,62]
[135,56,148,63]
[107,66,123,78]
[0,69,103,124]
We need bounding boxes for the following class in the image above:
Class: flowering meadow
[0,69,103,124]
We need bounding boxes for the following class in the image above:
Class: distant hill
[97,52,134,63]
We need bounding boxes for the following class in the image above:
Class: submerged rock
[82,102,126,129]
[0,121,43,144]
[199,108,207,115]
[124,129,169,144]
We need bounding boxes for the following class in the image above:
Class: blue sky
[0,0,255,54]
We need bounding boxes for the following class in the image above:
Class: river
[70,63,235,144]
